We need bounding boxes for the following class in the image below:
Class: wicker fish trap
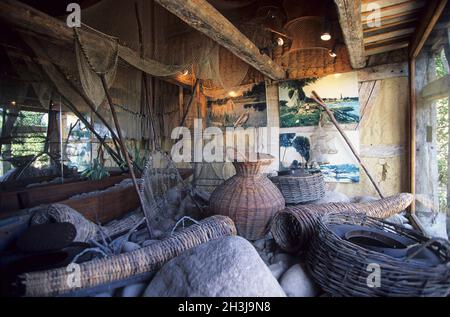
[270,172,325,204]
[18,215,236,297]
[270,193,413,253]
[139,150,185,225]
[31,203,99,242]
[306,212,450,297]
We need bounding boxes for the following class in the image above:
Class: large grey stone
[120,283,147,297]
[279,264,319,297]
[143,236,286,297]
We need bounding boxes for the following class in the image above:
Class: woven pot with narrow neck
[209,154,285,240]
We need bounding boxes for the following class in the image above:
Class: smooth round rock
[144,236,286,297]
[279,264,319,297]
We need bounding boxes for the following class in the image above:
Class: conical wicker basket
[271,193,414,253]
[209,153,285,240]
[18,215,236,297]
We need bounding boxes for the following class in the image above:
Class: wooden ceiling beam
[410,0,449,58]
[361,0,416,11]
[361,1,425,21]
[334,0,367,69]
[363,18,418,33]
[364,27,415,44]
[0,0,190,87]
[154,0,286,80]
[365,41,409,56]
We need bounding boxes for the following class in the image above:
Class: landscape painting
[279,129,360,183]
[207,83,267,129]
[279,72,360,128]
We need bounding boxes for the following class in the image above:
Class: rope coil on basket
[306,211,450,297]
[270,193,414,254]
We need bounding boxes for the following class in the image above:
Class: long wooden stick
[100,75,153,235]
[60,95,123,167]
[134,2,159,150]
[180,79,200,127]
[52,64,123,159]
[311,90,384,198]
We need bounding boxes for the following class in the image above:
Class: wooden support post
[180,80,200,127]
[311,91,384,198]
[100,75,153,236]
[154,0,285,80]
[178,86,184,124]
[134,2,158,151]
[409,58,416,213]
[408,0,448,213]
[409,0,449,59]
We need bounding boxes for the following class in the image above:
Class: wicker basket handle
[405,237,450,261]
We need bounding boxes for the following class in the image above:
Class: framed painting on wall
[279,72,360,128]
[206,83,267,129]
[279,129,360,183]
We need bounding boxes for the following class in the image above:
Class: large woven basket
[18,215,236,297]
[270,172,325,204]
[271,193,414,253]
[307,212,450,297]
[209,153,285,240]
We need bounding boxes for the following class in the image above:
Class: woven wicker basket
[307,212,450,297]
[209,153,285,240]
[18,215,236,297]
[270,172,325,204]
[271,193,414,253]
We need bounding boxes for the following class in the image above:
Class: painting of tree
[280,133,295,162]
[292,136,310,165]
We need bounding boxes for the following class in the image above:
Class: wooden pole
[100,75,153,235]
[310,91,384,198]
[180,79,200,127]
[409,58,416,213]
[134,2,158,151]
[59,95,123,167]
[52,64,123,159]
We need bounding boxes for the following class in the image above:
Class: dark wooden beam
[154,0,286,80]
[0,0,188,87]
[365,41,409,56]
[410,0,449,58]
[334,0,367,68]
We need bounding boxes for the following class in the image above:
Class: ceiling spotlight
[321,32,331,41]
[276,37,284,46]
[11,101,16,106]
[228,91,238,97]
[329,50,337,58]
